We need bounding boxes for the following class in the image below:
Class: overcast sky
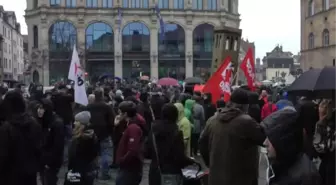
[1,0,300,58]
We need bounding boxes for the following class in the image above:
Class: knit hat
[230,88,249,105]
[75,111,91,126]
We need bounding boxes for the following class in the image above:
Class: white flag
[68,45,88,106]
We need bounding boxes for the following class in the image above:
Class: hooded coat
[262,107,321,185]
[175,103,192,157]
[184,99,194,122]
[199,105,265,185]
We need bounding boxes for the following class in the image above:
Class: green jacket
[174,102,192,157]
[184,99,195,122]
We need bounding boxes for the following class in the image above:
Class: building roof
[0,6,21,33]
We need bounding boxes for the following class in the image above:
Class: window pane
[103,0,113,7]
[142,0,148,8]
[123,0,128,7]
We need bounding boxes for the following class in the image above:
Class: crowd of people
[0,81,334,185]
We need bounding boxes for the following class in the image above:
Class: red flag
[240,48,256,91]
[203,56,233,104]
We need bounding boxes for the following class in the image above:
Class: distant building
[300,0,335,70]
[255,57,264,81]
[0,6,25,82]
[263,45,294,82]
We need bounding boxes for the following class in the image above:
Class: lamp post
[115,53,122,64]
[151,52,157,63]
[186,51,192,63]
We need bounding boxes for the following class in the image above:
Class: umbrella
[157,77,179,86]
[184,77,205,84]
[287,66,335,97]
[140,75,149,81]
[98,73,113,81]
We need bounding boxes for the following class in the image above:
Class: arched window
[173,0,184,9]
[322,29,329,46]
[308,0,314,16]
[158,23,185,80]
[322,0,329,10]
[87,0,98,7]
[308,33,314,49]
[159,0,169,8]
[48,21,77,52]
[33,25,38,48]
[85,22,114,52]
[192,0,203,10]
[122,22,150,52]
[207,0,217,10]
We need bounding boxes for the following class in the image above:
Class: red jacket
[261,102,277,120]
[116,114,145,171]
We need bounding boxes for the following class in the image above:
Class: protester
[191,95,205,156]
[115,101,146,185]
[313,99,335,185]
[86,89,115,180]
[199,88,266,185]
[261,96,277,120]
[0,91,43,185]
[184,99,194,121]
[174,102,192,156]
[34,99,65,185]
[65,111,100,185]
[147,103,194,185]
[262,104,321,185]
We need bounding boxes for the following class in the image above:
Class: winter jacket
[52,92,74,125]
[86,101,115,141]
[0,113,43,185]
[261,102,277,120]
[199,105,265,185]
[192,102,205,134]
[147,120,194,185]
[175,103,192,157]
[67,129,100,173]
[116,117,146,172]
[40,113,65,169]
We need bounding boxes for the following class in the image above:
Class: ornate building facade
[25,0,240,85]
[300,0,335,70]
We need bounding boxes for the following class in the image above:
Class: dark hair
[2,90,26,114]
[161,103,178,123]
[119,101,137,118]
[216,99,226,108]
[94,89,103,102]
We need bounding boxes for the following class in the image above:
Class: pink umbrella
[158,77,179,86]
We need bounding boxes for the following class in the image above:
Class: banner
[203,56,233,104]
[240,48,256,91]
[68,45,88,106]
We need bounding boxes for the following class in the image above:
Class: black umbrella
[184,77,204,84]
[287,66,335,98]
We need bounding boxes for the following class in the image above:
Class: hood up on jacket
[216,103,245,123]
[174,103,185,121]
[261,107,302,173]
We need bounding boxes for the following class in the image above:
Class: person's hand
[114,115,122,126]
[45,165,50,169]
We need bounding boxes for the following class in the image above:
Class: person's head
[36,98,53,119]
[88,94,95,104]
[261,90,268,98]
[216,99,226,110]
[318,99,332,119]
[227,88,250,113]
[161,103,179,123]
[94,88,104,102]
[262,108,302,164]
[248,92,259,105]
[118,101,137,120]
[73,111,91,138]
[2,90,26,116]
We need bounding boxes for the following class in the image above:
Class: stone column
[98,0,102,7]
[40,22,49,86]
[114,21,123,78]
[61,0,66,6]
[150,25,158,79]
[77,24,86,69]
[185,27,193,77]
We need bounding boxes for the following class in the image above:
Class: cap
[75,111,91,126]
